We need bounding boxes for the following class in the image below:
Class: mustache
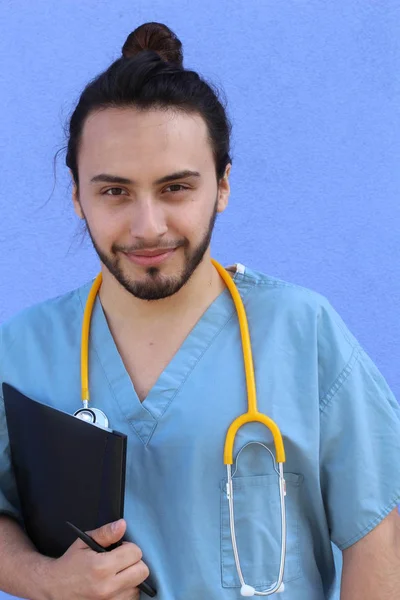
[112,240,186,253]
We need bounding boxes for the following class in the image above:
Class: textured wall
[1,1,399,598]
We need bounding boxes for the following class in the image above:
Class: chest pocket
[220,472,303,590]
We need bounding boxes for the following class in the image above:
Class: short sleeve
[318,308,400,550]
[0,328,23,523]
[0,394,23,522]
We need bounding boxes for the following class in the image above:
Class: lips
[132,249,174,257]
[123,247,177,266]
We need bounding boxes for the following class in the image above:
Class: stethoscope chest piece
[74,407,109,428]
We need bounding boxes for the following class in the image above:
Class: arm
[340,508,400,599]
[0,515,148,600]
[0,515,53,600]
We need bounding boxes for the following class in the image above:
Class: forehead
[78,107,213,177]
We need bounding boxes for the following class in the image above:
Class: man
[1,22,400,600]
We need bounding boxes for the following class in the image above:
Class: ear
[217,164,231,214]
[70,170,84,219]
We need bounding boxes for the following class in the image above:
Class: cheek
[171,214,202,240]
[170,200,214,236]
[84,203,127,242]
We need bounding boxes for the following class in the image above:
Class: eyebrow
[90,170,201,186]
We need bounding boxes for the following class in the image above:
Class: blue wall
[1,1,398,598]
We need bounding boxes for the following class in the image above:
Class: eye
[163,184,188,193]
[102,187,128,196]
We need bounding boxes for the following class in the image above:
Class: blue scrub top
[1,263,400,600]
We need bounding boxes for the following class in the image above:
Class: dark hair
[66,22,232,186]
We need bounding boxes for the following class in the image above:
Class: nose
[129,197,168,241]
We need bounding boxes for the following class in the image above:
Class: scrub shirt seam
[319,344,362,413]
[131,419,158,447]
[231,265,300,291]
[241,276,326,300]
[241,275,358,345]
[329,314,357,350]
[335,493,400,550]
[155,279,256,421]
[242,279,302,290]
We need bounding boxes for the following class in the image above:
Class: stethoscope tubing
[77,260,288,595]
[226,462,286,596]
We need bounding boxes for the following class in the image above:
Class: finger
[113,560,150,591]
[85,519,127,549]
[107,542,143,575]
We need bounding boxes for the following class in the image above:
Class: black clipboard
[2,383,127,558]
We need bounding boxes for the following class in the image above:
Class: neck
[98,254,225,330]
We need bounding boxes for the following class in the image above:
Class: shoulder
[234,262,360,372]
[0,281,92,355]
[235,262,351,330]
[234,262,324,305]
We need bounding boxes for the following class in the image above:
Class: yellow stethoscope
[74,259,287,597]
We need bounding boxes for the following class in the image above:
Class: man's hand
[45,519,149,600]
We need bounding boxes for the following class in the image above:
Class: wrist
[30,555,58,600]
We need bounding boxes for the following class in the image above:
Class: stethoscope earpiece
[241,584,256,596]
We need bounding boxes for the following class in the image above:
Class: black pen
[66,521,156,598]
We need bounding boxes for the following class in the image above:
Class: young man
[1,22,400,600]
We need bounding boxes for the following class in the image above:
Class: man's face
[72,107,230,300]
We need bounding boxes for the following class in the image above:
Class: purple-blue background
[1,1,399,598]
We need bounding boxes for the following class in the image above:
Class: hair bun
[122,22,183,67]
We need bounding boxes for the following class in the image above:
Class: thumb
[85,519,126,549]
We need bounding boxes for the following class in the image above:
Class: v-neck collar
[78,264,248,445]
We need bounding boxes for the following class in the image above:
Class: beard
[83,198,218,301]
